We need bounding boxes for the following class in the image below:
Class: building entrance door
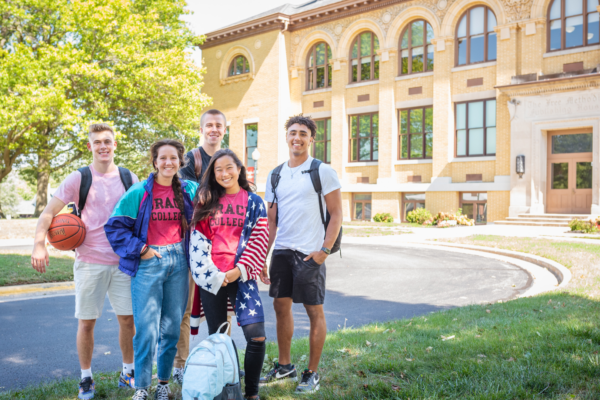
[546,130,593,214]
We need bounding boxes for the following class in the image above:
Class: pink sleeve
[52,171,82,206]
[131,172,139,184]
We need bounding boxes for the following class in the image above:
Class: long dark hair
[191,149,256,227]
[149,139,188,235]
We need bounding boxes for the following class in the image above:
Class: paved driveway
[0,244,529,391]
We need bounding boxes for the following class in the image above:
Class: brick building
[200,0,600,224]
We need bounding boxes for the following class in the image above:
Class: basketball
[47,214,86,251]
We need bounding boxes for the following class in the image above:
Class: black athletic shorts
[268,249,326,305]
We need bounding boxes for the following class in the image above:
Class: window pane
[359,115,371,137]
[412,47,424,72]
[457,129,467,156]
[374,35,380,51]
[550,0,561,20]
[372,114,379,136]
[588,13,599,44]
[361,57,371,80]
[355,194,372,201]
[550,20,562,50]
[316,43,326,65]
[328,64,332,87]
[327,119,331,140]
[427,23,434,44]
[410,109,423,133]
[352,41,358,58]
[229,62,234,76]
[552,133,593,153]
[401,31,409,48]
[361,32,372,56]
[247,146,257,168]
[589,0,599,12]
[457,15,467,37]
[316,67,325,88]
[309,53,314,67]
[470,34,485,63]
[456,103,466,129]
[246,124,258,147]
[577,162,593,189]
[359,138,372,160]
[315,141,325,161]
[352,62,358,82]
[427,45,434,71]
[425,108,433,133]
[566,0,583,16]
[374,56,379,79]
[351,116,358,138]
[469,128,484,155]
[400,134,408,158]
[417,202,425,209]
[326,140,331,162]
[426,132,433,158]
[400,110,408,134]
[405,193,426,201]
[552,163,569,189]
[373,136,379,160]
[401,50,409,74]
[477,203,487,224]
[327,44,332,60]
[462,203,474,219]
[458,38,467,65]
[316,120,325,141]
[410,134,423,158]
[478,193,488,201]
[351,139,358,161]
[566,16,584,48]
[222,127,230,149]
[488,33,497,60]
[307,69,314,90]
[405,202,415,218]
[486,100,496,127]
[355,202,363,220]
[236,57,244,74]
[462,192,479,201]
[412,21,424,46]
[245,61,249,73]
[470,7,485,35]
[365,203,372,220]
[468,101,484,128]
[486,127,496,154]
[488,10,497,32]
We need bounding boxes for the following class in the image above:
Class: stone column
[330,58,348,181]
[377,48,397,184]
[431,37,453,180]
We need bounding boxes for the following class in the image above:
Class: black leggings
[200,281,266,397]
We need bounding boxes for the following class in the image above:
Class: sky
[182,0,295,66]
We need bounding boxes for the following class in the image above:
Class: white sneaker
[172,368,184,385]
[154,383,171,400]
[132,389,148,400]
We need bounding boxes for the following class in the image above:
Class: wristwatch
[321,246,331,255]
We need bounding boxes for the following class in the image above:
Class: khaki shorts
[74,261,133,320]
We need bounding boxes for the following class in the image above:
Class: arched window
[456,6,497,66]
[350,31,380,83]
[399,20,435,75]
[228,55,250,76]
[548,0,599,52]
[306,42,332,91]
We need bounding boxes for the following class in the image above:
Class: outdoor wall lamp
[516,155,525,178]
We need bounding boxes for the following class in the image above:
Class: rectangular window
[403,193,426,221]
[455,99,496,157]
[312,118,331,163]
[245,124,258,168]
[399,107,433,159]
[460,192,487,224]
[221,126,230,149]
[353,193,372,221]
[349,113,378,162]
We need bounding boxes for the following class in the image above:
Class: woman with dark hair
[105,139,198,400]
[188,149,269,400]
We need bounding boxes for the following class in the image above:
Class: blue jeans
[131,242,189,389]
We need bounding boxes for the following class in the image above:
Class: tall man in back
[31,123,139,400]
[260,115,343,394]
[172,109,227,384]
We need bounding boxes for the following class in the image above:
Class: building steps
[494,214,593,227]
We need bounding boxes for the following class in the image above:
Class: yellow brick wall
[394,163,433,183]
[342,192,352,220]
[426,191,459,215]
[543,51,600,76]
[451,65,497,94]
[395,74,434,102]
[487,191,510,223]
[345,84,380,109]
[302,91,333,114]
[345,165,378,184]
[451,161,495,183]
[372,192,401,220]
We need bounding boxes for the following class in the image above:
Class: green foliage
[569,218,598,233]
[373,212,393,223]
[406,208,432,224]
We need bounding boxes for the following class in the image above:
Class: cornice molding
[496,75,600,97]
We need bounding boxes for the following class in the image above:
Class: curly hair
[284,114,317,138]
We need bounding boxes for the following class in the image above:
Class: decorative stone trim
[220,73,253,86]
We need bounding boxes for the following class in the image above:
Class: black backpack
[75,166,134,216]
[270,158,342,254]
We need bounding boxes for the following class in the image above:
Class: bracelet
[140,245,150,256]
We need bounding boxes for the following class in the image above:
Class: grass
[0,253,74,286]
[3,292,600,399]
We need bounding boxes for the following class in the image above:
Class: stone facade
[200,0,600,222]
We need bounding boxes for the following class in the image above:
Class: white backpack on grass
[182,322,244,400]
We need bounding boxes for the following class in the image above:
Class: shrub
[569,218,598,233]
[373,212,394,223]
[406,208,432,224]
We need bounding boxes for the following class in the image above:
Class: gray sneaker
[259,362,298,386]
[172,368,184,385]
[295,369,320,394]
[132,389,148,400]
[154,383,170,400]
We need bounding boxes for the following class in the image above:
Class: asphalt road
[0,244,530,391]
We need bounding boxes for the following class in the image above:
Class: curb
[0,281,75,297]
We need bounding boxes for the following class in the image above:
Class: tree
[0,0,212,215]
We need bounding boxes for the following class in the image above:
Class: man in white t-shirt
[31,123,139,400]
[259,115,342,394]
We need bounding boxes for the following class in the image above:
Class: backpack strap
[77,167,93,214]
[269,163,285,226]
[191,147,203,180]
[303,159,326,226]
[118,167,133,191]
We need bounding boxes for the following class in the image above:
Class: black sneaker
[259,362,298,386]
[78,377,95,399]
[132,389,148,400]
[172,368,184,385]
[295,369,320,394]
[154,382,170,400]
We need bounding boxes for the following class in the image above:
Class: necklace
[224,188,242,211]
[288,162,304,179]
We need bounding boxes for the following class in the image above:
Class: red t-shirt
[147,182,183,246]
[196,189,248,272]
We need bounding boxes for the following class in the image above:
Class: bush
[406,208,432,224]
[373,212,394,223]
[569,218,598,233]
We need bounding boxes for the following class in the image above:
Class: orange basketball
[47,214,86,251]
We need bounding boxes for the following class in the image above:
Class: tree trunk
[33,153,50,217]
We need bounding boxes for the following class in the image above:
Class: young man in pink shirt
[31,123,138,400]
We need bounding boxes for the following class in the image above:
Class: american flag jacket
[190,191,269,334]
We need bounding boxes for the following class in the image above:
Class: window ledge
[451,61,497,73]
[302,87,332,96]
[452,156,496,163]
[345,161,379,167]
[395,71,434,81]
[394,159,433,165]
[221,73,253,86]
[543,45,600,58]
[346,80,379,89]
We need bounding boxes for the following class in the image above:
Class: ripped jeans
[200,281,266,397]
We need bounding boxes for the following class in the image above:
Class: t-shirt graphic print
[147,182,183,246]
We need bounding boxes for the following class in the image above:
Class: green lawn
[0,253,74,286]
